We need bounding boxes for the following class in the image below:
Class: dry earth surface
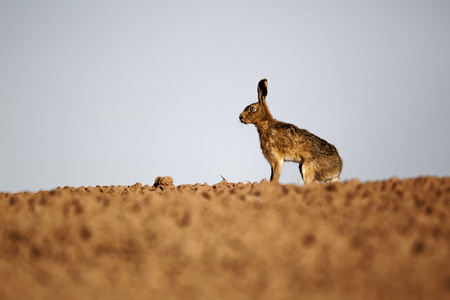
[1,176,450,300]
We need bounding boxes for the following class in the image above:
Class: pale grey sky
[1,0,449,192]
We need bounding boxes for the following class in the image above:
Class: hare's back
[273,122,338,158]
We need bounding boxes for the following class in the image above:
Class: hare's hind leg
[300,162,316,185]
[299,161,305,182]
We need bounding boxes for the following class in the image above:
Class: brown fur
[239,79,343,185]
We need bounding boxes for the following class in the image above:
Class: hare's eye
[250,106,257,112]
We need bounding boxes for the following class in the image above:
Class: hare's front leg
[270,160,283,182]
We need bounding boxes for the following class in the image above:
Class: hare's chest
[258,126,305,162]
[258,128,277,146]
[258,129,285,158]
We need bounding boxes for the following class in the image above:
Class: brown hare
[239,79,342,185]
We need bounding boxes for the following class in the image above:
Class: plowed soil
[1,176,450,300]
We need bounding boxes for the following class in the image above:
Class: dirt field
[1,176,449,300]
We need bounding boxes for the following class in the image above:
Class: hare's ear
[257,79,268,103]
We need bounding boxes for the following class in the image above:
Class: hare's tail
[325,177,340,184]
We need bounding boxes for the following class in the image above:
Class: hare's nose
[239,115,244,122]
